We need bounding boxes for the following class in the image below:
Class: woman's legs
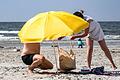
[86,38,94,68]
[98,39,117,69]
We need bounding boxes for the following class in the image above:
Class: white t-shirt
[84,15,104,41]
[84,15,93,21]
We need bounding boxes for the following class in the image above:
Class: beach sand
[0,40,120,80]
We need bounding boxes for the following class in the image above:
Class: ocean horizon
[0,21,120,41]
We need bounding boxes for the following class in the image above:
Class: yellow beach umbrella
[18,11,89,43]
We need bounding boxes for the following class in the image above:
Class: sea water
[0,21,120,41]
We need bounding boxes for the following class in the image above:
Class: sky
[0,0,120,22]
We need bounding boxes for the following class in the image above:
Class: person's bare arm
[57,36,65,40]
[70,27,89,40]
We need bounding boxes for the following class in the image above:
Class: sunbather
[21,43,53,74]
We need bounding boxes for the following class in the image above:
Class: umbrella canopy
[18,11,89,43]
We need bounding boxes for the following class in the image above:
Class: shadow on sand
[35,70,120,76]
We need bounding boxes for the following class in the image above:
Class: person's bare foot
[113,66,117,70]
[27,69,33,75]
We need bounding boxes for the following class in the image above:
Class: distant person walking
[77,38,84,48]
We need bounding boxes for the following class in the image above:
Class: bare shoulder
[87,19,93,23]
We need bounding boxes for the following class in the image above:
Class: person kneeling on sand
[21,43,53,74]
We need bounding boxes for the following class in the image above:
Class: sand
[0,40,120,80]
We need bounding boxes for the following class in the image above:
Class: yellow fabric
[18,11,89,43]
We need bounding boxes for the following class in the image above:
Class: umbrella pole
[70,40,74,49]
[52,41,59,73]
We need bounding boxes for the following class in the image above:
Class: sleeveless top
[84,15,104,41]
